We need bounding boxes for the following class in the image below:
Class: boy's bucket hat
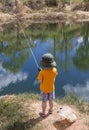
[40,53,56,67]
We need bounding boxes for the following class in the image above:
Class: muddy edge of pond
[0,11,89,30]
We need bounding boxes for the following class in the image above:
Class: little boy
[37,53,58,117]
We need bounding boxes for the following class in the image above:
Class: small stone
[57,106,77,123]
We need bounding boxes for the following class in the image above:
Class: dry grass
[0,93,40,130]
[0,93,89,130]
[56,95,89,114]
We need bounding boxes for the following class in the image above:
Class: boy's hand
[38,67,42,72]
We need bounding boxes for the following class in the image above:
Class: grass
[0,93,89,130]
[0,96,27,130]
[56,95,89,114]
[0,93,40,130]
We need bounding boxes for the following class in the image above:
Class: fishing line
[16,19,40,70]
[22,30,39,68]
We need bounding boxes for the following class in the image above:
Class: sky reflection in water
[0,23,89,101]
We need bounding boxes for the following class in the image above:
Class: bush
[0,98,27,130]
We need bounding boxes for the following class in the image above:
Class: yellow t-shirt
[37,67,58,93]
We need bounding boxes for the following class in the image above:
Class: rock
[53,106,77,130]
[57,106,77,123]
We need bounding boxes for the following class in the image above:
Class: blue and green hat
[40,53,56,67]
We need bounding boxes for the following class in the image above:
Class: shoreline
[0,10,89,29]
[0,93,89,130]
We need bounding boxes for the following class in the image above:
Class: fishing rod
[23,31,38,67]
[22,30,41,71]
[16,19,41,71]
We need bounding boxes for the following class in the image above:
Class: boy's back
[38,67,58,93]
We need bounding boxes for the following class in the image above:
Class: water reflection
[0,22,89,101]
[0,62,28,90]
[63,81,89,101]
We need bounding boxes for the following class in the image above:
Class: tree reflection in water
[0,22,89,100]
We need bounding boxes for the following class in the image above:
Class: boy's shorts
[40,91,55,102]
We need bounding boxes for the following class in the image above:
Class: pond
[0,22,89,101]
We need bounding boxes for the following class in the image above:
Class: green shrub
[0,99,27,130]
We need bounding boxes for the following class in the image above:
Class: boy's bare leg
[42,101,47,114]
[49,100,53,112]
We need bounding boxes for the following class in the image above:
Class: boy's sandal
[48,110,53,114]
[39,112,46,118]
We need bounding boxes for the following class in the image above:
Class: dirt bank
[0,94,89,130]
[0,1,89,28]
[0,10,89,28]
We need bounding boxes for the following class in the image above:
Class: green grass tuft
[0,98,28,130]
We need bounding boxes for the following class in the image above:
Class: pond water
[0,22,89,101]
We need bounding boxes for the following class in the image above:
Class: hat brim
[40,60,56,67]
